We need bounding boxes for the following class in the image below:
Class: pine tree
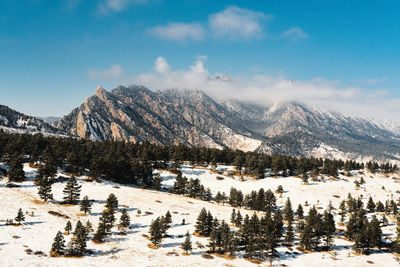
[65,220,72,235]
[164,211,172,227]
[80,196,92,214]
[339,200,346,222]
[182,231,192,253]
[63,176,81,204]
[72,220,88,256]
[322,210,336,249]
[38,176,53,201]
[195,208,208,236]
[300,206,322,250]
[302,172,309,184]
[119,208,130,229]
[284,198,293,222]
[85,220,93,233]
[392,215,400,253]
[15,208,25,224]
[105,193,119,214]
[215,191,223,204]
[227,231,239,256]
[8,156,25,182]
[153,174,162,191]
[276,185,283,194]
[369,215,382,250]
[50,231,65,256]
[354,218,370,254]
[285,217,294,243]
[149,217,163,246]
[235,210,243,227]
[296,204,304,220]
[367,196,375,212]
[230,209,236,225]
[100,210,114,232]
[93,220,106,243]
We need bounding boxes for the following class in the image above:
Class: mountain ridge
[55,85,400,162]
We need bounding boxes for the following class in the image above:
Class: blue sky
[1,0,400,121]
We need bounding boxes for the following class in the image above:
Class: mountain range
[2,85,400,162]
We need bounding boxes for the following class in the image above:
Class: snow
[0,163,399,266]
[0,115,9,125]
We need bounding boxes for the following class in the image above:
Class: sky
[1,0,400,122]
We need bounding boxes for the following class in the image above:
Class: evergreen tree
[182,231,192,253]
[392,215,400,253]
[119,208,130,229]
[15,208,25,224]
[230,209,236,225]
[302,172,309,184]
[8,156,25,182]
[276,185,283,194]
[296,204,304,220]
[300,206,322,250]
[153,173,162,191]
[50,231,65,256]
[367,196,375,212]
[80,196,92,214]
[235,210,243,227]
[65,220,72,234]
[195,208,209,236]
[172,173,187,194]
[354,218,371,254]
[227,231,239,256]
[100,210,114,232]
[93,220,106,243]
[284,198,293,222]
[322,210,336,249]
[85,220,93,233]
[369,215,382,250]
[346,210,366,240]
[376,201,384,212]
[62,176,81,204]
[38,176,53,201]
[215,191,223,204]
[339,200,346,222]
[149,217,163,246]
[105,193,119,214]
[72,220,88,256]
[285,217,294,243]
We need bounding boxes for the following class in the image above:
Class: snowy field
[0,163,399,266]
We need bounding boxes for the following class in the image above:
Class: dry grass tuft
[147,243,159,249]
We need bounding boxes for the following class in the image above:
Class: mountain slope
[222,101,400,161]
[57,86,262,151]
[57,85,400,161]
[0,105,66,136]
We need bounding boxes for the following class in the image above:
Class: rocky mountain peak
[55,85,400,162]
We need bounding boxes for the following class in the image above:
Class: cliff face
[57,86,262,151]
[56,85,400,161]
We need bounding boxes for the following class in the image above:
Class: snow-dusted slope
[0,105,66,136]
[1,163,399,266]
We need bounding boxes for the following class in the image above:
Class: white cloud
[155,57,170,73]
[282,27,308,40]
[190,56,207,74]
[121,57,400,122]
[208,6,271,40]
[98,0,147,14]
[148,22,205,42]
[88,64,124,80]
[361,77,388,85]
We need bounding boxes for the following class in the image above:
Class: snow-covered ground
[0,163,399,266]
